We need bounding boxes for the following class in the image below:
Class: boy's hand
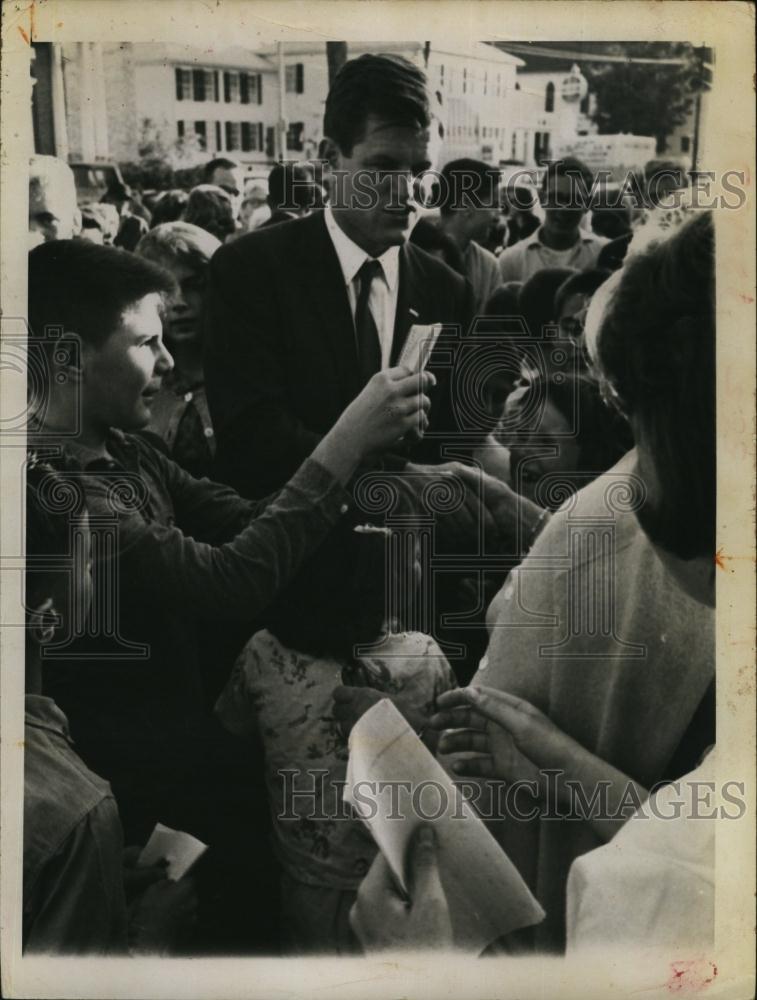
[122,844,168,902]
[129,876,199,955]
[313,368,435,483]
[350,825,454,952]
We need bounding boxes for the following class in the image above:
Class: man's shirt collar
[526,225,601,250]
[324,204,400,292]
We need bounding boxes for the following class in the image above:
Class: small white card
[398,322,443,373]
[137,823,208,881]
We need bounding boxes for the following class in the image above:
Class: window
[192,69,207,102]
[241,122,264,151]
[511,131,518,158]
[285,63,304,94]
[545,81,555,113]
[177,120,185,139]
[225,121,241,151]
[224,71,240,103]
[463,67,467,94]
[205,70,217,101]
[194,120,207,149]
[439,64,445,86]
[286,121,304,151]
[681,135,691,153]
[175,68,192,101]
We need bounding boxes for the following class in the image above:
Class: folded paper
[344,698,545,954]
[137,822,208,881]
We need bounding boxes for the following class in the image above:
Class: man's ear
[319,137,341,172]
[55,333,87,386]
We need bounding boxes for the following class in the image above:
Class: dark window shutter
[213,72,220,102]
[215,121,222,150]
[225,121,233,148]
[240,73,250,104]
[265,126,275,157]
[223,71,231,103]
[296,63,304,94]
[257,75,263,104]
[175,68,183,100]
[258,123,264,151]
[193,69,205,101]
[177,120,185,138]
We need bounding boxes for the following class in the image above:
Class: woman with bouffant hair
[422,212,716,953]
[592,210,715,560]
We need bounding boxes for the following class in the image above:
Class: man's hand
[403,461,546,555]
[350,825,454,953]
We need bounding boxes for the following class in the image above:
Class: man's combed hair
[541,156,596,206]
[438,158,500,215]
[136,221,221,271]
[28,239,175,348]
[202,157,240,183]
[323,53,431,155]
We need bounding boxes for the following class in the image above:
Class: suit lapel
[299,212,361,400]
[390,244,423,365]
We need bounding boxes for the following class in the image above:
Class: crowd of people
[23,52,715,958]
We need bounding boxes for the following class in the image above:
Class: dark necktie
[354,258,383,385]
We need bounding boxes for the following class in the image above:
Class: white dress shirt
[324,205,400,368]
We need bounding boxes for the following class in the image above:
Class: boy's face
[328,114,432,257]
[82,293,173,434]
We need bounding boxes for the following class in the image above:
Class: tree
[582,42,707,153]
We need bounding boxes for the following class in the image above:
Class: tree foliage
[583,42,707,153]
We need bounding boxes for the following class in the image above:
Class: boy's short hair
[136,221,221,272]
[323,53,430,155]
[28,239,175,349]
[541,157,595,205]
[438,158,500,216]
[182,185,236,242]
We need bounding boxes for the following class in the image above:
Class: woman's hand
[313,367,434,483]
[432,686,647,840]
[350,825,454,953]
[431,686,546,786]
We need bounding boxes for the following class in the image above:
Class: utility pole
[326,42,347,86]
[276,42,287,162]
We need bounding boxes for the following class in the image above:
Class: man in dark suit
[204,53,475,499]
[258,161,323,231]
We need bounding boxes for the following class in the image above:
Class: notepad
[398,322,443,373]
[344,698,545,954]
[137,823,208,881]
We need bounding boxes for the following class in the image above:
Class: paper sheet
[397,323,443,373]
[137,823,208,881]
[344,699,545,954]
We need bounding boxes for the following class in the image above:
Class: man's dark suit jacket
[204,210,475,498]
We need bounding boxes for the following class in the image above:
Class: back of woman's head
[182,184,236,241]
[150,189,189,228]
[596,211,715,559]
